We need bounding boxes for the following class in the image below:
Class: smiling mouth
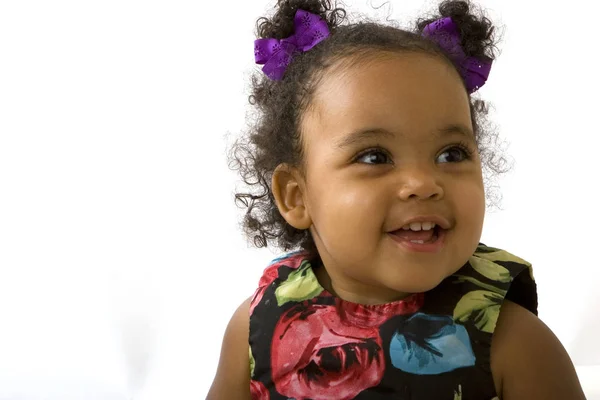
[388,225,447,252]
[390,225,442,243]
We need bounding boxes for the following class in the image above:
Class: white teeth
[409,222,422,231]
[401,222,437,231]
[410,240,425,244]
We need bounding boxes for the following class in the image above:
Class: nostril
[407,192,440,200]
[399,180,443,200]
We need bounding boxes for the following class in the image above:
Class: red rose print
[335,292,425,327]
[271,302,385,400]
[250,252,310,314]
[250,379,270,400]
[249,285,268,315]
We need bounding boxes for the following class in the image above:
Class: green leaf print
[469,256,512,283]
[249,346,255,378]
[274,261,323,306]
[475,244,501,253]
[454,290,503,333]
[454,385,462,400]
[474,248,534,281]
[453,275,507,296]
[475,248,531,267]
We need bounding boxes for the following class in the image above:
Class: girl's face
[297,52,485,304]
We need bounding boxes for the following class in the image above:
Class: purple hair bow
[254,11,491,93]
[254,9,330,80]
[422,17,492,93]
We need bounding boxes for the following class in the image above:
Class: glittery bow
[422,17,492,93]
[254,9,330,80]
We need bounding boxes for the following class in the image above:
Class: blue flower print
[389,312,476,375]
[270,250,305,264]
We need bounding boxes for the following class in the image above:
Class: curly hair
[228,0,507,259]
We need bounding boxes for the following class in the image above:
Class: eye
[436,145,472,164]
[354,148,391,165]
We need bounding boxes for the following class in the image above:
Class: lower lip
[388,228,447,253]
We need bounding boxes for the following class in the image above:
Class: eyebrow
[335,124,474,149]
[335,128,395,149]
[435,124,474,139]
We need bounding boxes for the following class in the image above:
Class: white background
[1,0,598,399]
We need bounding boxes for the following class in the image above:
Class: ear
[271,163,311,230]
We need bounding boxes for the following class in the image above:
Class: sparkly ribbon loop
[422,17,492,93]
[254,9,331,80]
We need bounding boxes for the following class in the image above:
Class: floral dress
[249,244,537,400]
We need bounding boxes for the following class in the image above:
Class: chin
[384,266,453,294]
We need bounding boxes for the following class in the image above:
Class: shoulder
[470,244,534,282]
[206,297,252,400]
[491,300,586,400]
[471,244,538,314]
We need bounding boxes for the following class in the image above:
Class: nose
[397,165,444,201]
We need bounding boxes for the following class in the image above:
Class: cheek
[337,187,379,210]
[310,182,385,237]
[453,178,485,233]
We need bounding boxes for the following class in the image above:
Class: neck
[313,260,413,305]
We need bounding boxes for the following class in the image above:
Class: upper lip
[387,215,452,232]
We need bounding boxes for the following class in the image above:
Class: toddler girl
[207,0,586,398]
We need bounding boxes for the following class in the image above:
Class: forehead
[302,52,472,148]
